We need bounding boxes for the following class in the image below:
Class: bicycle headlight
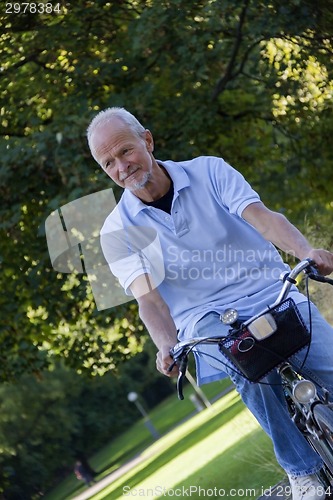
[220,308,238,325]
[293,380,317,404]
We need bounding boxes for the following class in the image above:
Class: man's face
[90,118,155,191]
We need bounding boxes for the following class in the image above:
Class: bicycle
[169,259,333,490]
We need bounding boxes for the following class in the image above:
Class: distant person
[74,460,95,487]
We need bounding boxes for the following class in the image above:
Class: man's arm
[242,201,333,275]
[130,274,179,376]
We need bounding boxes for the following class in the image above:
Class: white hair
[86,107,146,153]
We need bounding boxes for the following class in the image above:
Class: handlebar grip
[308,273,333,285]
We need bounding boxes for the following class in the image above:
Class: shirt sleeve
[100,220,165,295]
[213,158,261,217]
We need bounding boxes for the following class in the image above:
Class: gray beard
[128,171,151,191]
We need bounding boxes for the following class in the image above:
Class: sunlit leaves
[1,0,333,383]
[263,36,333,118]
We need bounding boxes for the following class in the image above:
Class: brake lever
[304,259,333,285]
[168,347,188,400]
[304,259,319,276]
[176,355,188,401]
[167,360,177,372]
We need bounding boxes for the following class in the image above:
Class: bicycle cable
[297,274,313,372]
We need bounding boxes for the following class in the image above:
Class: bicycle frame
[278,361,333,486]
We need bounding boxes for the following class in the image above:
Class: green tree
[0,347,173,497]
[0,0,332,381]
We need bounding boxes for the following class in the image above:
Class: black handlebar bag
[218,298,311,382]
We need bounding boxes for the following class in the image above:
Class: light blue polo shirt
[101,156,304,383]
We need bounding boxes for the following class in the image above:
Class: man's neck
[133,163,171,202]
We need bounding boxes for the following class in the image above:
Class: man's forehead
[92,119,137,148]
[95,117,128,137]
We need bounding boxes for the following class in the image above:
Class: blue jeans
[192,302,333,476]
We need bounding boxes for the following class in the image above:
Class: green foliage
[0,351,174,497]
[1,0,333,381]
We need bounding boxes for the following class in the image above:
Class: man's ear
[145,129,154,152]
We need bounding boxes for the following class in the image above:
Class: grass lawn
[90,392,284,500]
[45,378,231,500]
[46,380,285,500]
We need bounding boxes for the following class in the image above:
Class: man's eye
[105,160,114,169]
[123,148,133,156]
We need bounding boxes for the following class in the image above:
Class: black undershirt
[144,181,174,214]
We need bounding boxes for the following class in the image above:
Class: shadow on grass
[159,428,285,499]
[91,382,233,479]
[106,394,244,499]
[45,381,233,500]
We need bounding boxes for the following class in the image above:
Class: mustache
[119,167,139,181]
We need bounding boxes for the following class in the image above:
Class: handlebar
[169,259,333,400]
[272,258,319,305]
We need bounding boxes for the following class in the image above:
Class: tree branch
[212,0,250,101]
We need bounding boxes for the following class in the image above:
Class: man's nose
[117,157,130,172]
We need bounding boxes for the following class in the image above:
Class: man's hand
[306,249,333,276]
[156,345,179,377]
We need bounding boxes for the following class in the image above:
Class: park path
[71,451,152,500]
[71,386,291,500]
[70,388,229,500]
[71,447,292,500]
[72,472,292,500]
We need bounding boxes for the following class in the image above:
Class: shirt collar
[122,160,190,216]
